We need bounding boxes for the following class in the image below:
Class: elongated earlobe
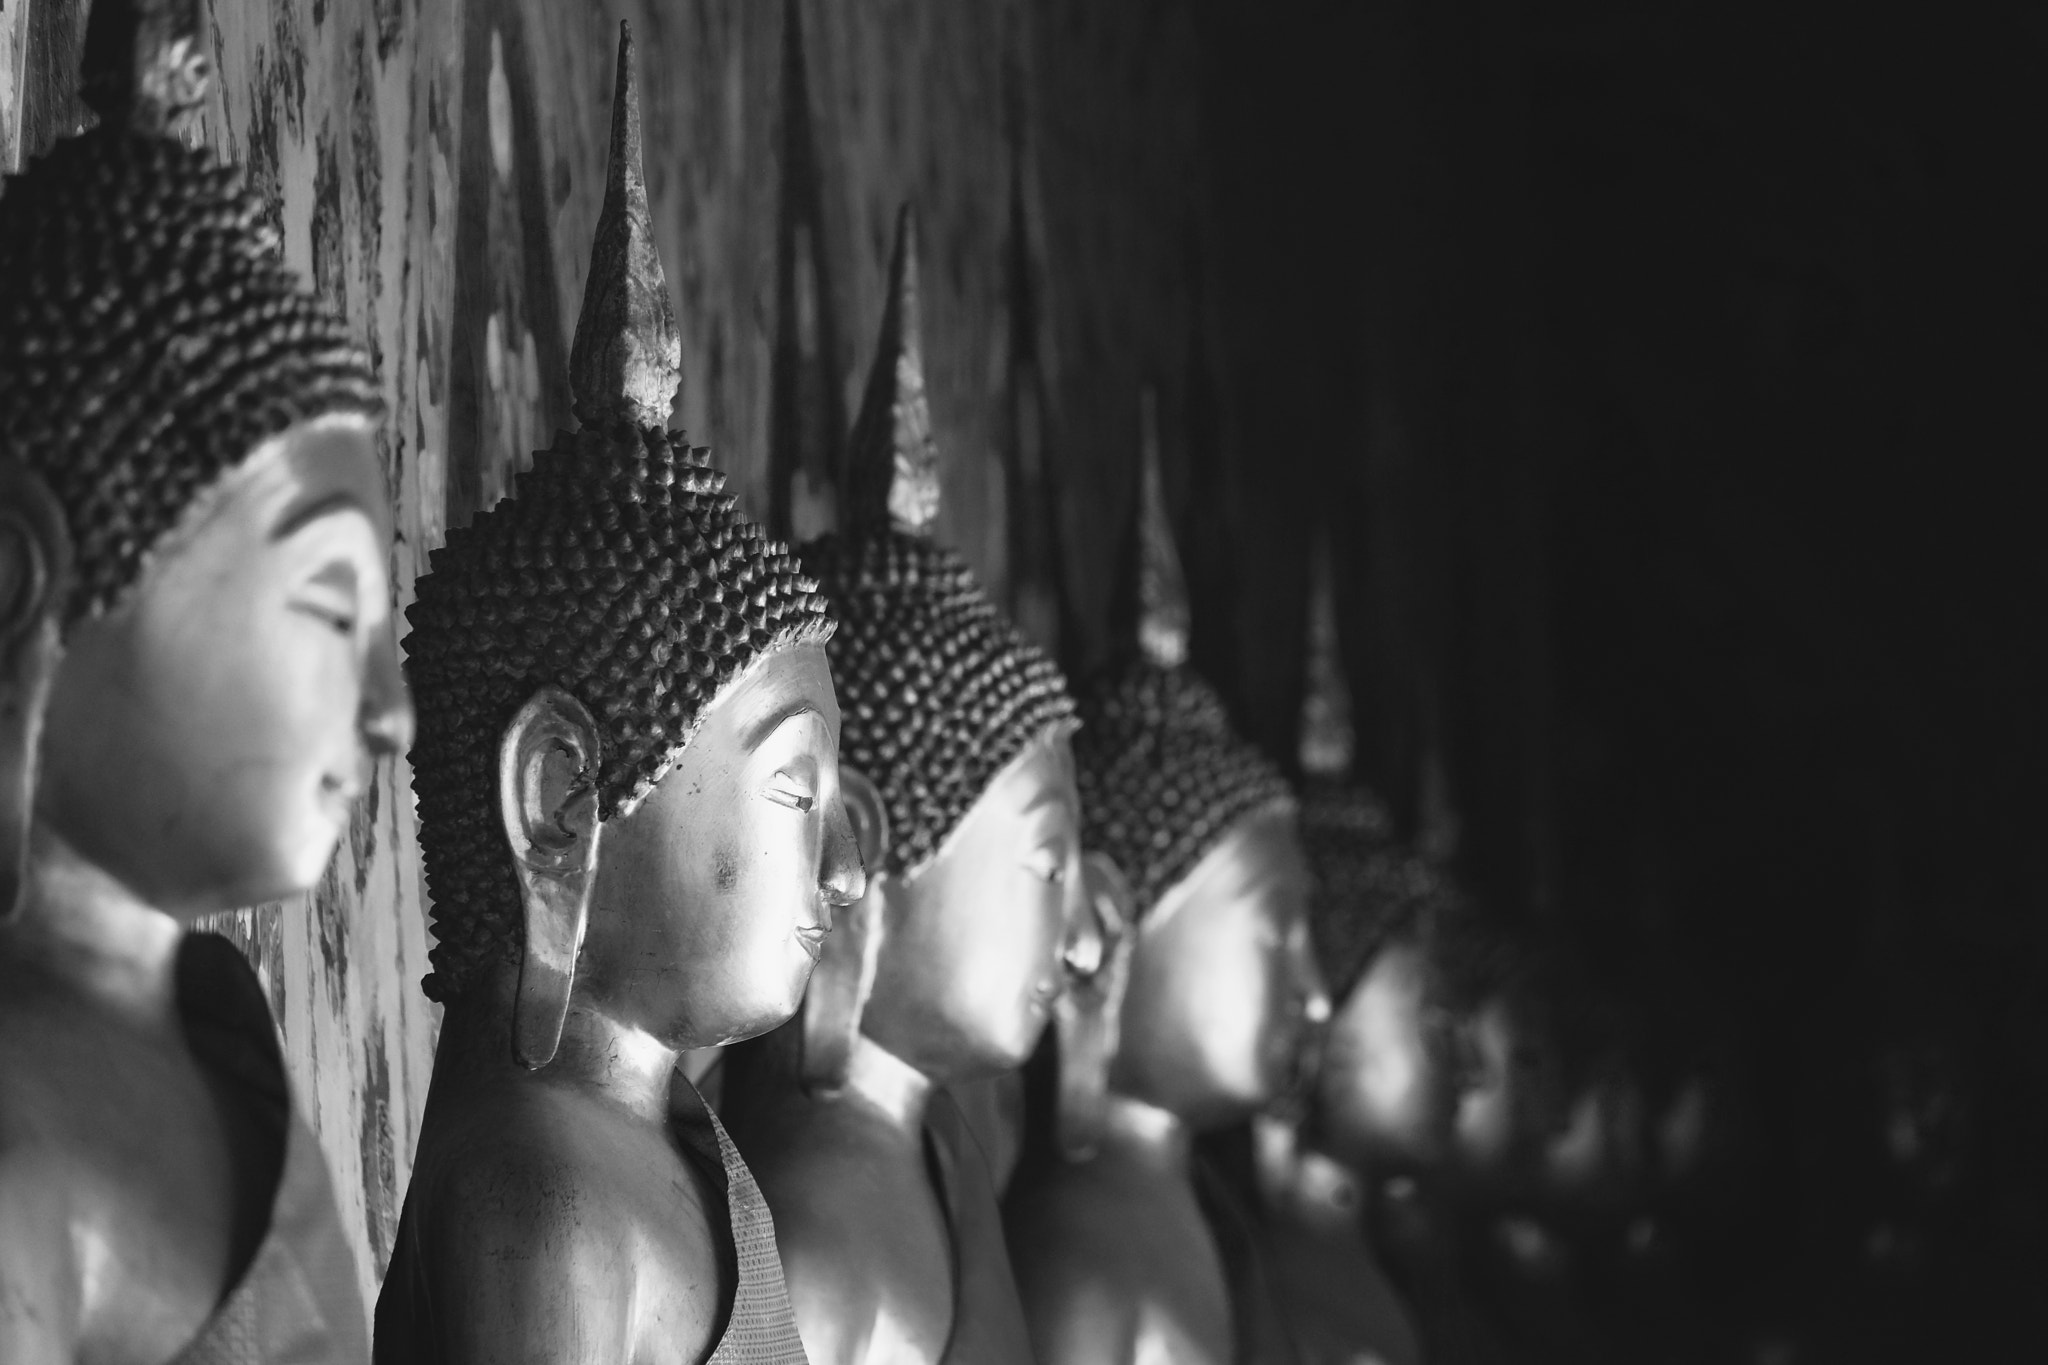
[801,765,889,1094]
[0,462,71,922]
[1056,851,1138,1160]
[498,686,604,1069]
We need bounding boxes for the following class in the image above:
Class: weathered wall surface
[4,0,1227,1322]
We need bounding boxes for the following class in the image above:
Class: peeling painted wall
[5,0,1222,1329]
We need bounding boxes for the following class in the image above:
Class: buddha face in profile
[35,417,410,914]
[580,640,862,1046]
[1313,935,1462,1169]
[858,731,1084,1079]
[1110,803,1327,1129]
[0,76,402,917]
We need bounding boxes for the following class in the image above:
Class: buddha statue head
[403,24,861,1066]
[1287,536,1471,1169]
[0,0,405,921]
[1066,393,1327,1138]
[1439,919,1575,1194]
[774,205,1085,1094]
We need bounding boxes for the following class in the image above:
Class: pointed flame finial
[80,0,210,138]
[1135,386,1190,668]
[568,22,682,429]
[846,203,940,537]
[1298,529,1355,777]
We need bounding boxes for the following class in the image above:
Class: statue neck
[843,1033,934,1133]
[5,821,182,1026]
[434,971,682,1128]
[1098,1091,1193,1175]
[550,999,683,1126]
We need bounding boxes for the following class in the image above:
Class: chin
[981,1025,1043,1077]
[720,964,814,1043]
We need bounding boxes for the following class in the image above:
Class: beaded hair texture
[1299,779,1441,1004]
[1073,388,1291,919]
[0,0,380,628]
[802,204,1076,878]
[402,23,833,1002]
[1074,661,1293,919]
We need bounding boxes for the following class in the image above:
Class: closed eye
[765,773,816,812]
[293,602,357,635]
[1024,845,1067,884]
[292,562,360,637]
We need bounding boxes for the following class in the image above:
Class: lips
[794,922,829,961]
[319,772,364,815]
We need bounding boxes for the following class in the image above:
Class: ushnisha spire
[1135,386,1191,669]
[568,22,682,430]
[844,204,942,538]
[79,0,209,137]
[1297,529,1356,779]
[1071,389,1292,918]
[1290,523,1454,1005]
[796,202,1076,877]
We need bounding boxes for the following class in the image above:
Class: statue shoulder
[396,1131,638,1362]
[0,1137,80,1364]
[399,1086,729,1362]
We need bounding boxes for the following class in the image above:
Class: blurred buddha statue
[1252,532,1430,1365]
[0,2,407,1359]
[374,27,860,1364]
[1003,392,1328,1365]
[718,204,1086,1365]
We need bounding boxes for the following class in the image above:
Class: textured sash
[923,1092,1036,1365]
[1192,1137,1302,1365]
[169,932,369,1365]
[676,1080,812,1365]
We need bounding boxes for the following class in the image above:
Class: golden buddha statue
[717,203,1086,1365]
[1251,533,1429,1365]
[1002,396,1329,1365]
[374,26,859,1364]
[0,2,407,1360]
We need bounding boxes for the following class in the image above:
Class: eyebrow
[740,701,822,752]
[269,490,368,542]
[1018,788,1076,822]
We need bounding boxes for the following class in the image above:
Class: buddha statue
[374,26,858,1364]
[716,204,1085,1365]
[0,1,407,1360]
[1251,534,1431,1365]
[1002,401,1329,1365]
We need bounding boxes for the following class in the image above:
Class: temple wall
[2,0,1226,1319]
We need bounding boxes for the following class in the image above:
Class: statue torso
[1257,1155,1422,1365]
[724,1070,1034,1365]
[0,931,363,1365]
[1005,1144,1234,1365]
[378,1055,776,1365]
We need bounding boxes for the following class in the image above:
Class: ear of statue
[801,764,890,1094]
[0,461,71,922]
[1056,850,1138,1160]
[498,686,604,1070]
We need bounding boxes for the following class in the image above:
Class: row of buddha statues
[4,7,1963,1365]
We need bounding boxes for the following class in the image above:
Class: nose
[1060,851,1105,979]
[1294,926,1332,1028]
[819,797,867,907]
[360,627,415,759]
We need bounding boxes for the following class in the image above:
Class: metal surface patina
[719,204,1085,1365]
[374,24,857,1365]
[0,2,403,1361]
[1003,400,1329,1365]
